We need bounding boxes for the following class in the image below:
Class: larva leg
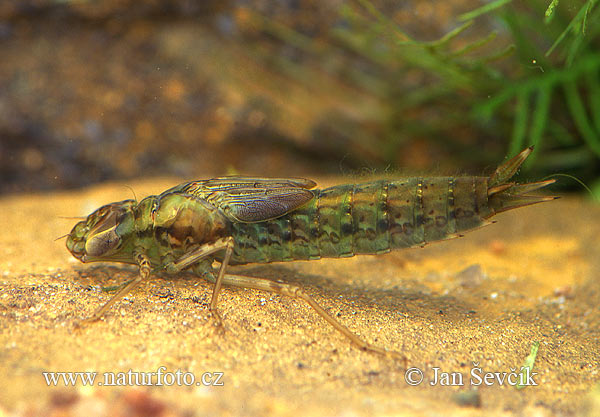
[164,237,233,273]
[76,251,151,327]
[166,236,234,325]
[202,272,405,362]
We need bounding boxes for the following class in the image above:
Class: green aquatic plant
[238,0,599,196]
[342,0,600,197]
[468,0,600,198]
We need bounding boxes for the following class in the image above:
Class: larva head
[66,200,137,263]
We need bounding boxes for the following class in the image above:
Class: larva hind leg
[199,271,405,362]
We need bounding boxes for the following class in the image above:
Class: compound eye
[89,210,118,236]
[85,226,120,257]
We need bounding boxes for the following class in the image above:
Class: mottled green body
[67,192,231,270]
[133,192,231,268]
[67,148,554,275]
[65,148,555,357]
[229,177,491,264]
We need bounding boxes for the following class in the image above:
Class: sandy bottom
[1,178,598,416]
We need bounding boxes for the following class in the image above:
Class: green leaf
[354,0,412,42]
[516,341,539,390]
[545,0,560,23]
[563,79,600,157]
[590,177,600,202]
[526,86,552,164]
[424,21,473,48]
[582,0,599,35]
[586,71,600,134]
[509,91,529,157]
[459,0,513,21]
[546,3,589,57]
[449,31,497,57]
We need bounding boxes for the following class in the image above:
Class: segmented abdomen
[230,178,491,264]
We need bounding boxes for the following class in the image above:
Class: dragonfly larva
[66,147,556,360]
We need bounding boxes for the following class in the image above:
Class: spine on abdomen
[230,178,491,264]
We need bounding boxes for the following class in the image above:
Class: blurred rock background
[1,0,599,194]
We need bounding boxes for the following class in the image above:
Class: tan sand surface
[1,179,598,416]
